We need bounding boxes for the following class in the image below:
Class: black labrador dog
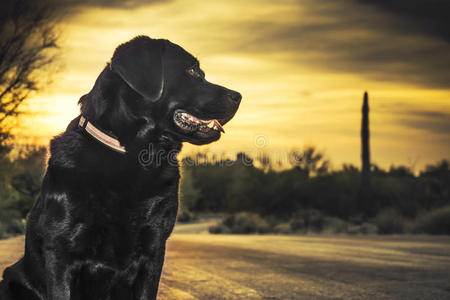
[0,36,241,300]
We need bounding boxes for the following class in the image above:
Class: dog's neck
[78,67,156,147]
[75,66,181,160]
[79,115,126,153]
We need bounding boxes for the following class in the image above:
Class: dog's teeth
[207,121,214,128]
[214,120,225,133]
[213,125,218,130]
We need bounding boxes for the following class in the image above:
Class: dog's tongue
[214,120,225,133]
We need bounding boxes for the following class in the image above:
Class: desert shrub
[211,212,270,234]
[413,206,450,235]
[0,208,25,238]
[308,172,360,219]
[359,222,378,234]
[290,217,305,232]
[6,219,26,235]
[291,209,325,233]
[375,209,406,234]
[180,150,448,232]
[0,223,6,239]
[273,222,293,234]
[346,225,362,235]
[346,222,378,235]
[228,212,271,234]
[208,223,231,234]
[322,217,350,234]
[0,145,46,239]
[177,209,197,223]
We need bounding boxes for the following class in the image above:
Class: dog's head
[106,36,241,146]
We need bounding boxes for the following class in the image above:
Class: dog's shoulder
[48,117,88,170]
[49,130,86,170]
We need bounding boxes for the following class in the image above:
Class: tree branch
[0,0,59,141]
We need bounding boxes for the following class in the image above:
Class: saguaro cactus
[361,91,371,187]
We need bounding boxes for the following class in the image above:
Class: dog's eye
[187,68,201,78]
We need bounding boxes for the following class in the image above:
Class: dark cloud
[391,109,450,135]
[406,110,450,120]
[357,0,450,42]
[399,118,450,136]
[228,0,450,89]
[61,0,166,10]
[1,0,167,25]
[11,0,448,89]
[56,0,167,16]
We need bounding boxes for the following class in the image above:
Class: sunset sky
[15,0,450,171]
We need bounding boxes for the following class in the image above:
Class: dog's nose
[227,91,242,105]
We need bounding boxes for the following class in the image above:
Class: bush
[0,145,46,239]
[322,217,350,234]
[6,218,26,235]
[208,223,231,234]
[177,209,197,223]
[291,209,325,233]
[359,222,378,234]
[0,223,6,239]
[273,222,293,234]
[346,222,378,235]
[210,212,270,234]
[375,209,406,234]
[413,206,450,235]
[0,218,25,239]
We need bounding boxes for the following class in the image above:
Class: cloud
[357,0,450,42]
[61,0,167,10]
[46,0,168,18]
[399,118,450,136]
[392,109,450,136]
[406,110,450,120]
[220,0,450,89]
[39,0,450,89]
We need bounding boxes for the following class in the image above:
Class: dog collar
[79,116,126,154]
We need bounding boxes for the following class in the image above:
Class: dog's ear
[111,37,164,102]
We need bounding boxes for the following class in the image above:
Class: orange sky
[14,0,450,171]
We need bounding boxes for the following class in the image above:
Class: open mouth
[173,109,225,135]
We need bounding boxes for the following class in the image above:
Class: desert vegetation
[0,145,46,238]
[0,144,448,239]
[179,149,449,236]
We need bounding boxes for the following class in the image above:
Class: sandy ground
[1,228,450,299]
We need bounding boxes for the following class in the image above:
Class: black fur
[0,36,240,300]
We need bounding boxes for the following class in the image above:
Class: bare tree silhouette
[289,146,329,177]
[0,0,59,145]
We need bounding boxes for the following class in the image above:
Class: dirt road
[2,234,450,299]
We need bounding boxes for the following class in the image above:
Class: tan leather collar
[79,116,126,154]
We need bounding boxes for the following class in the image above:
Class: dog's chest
[62,189,178,297]
[66,177,179,268]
